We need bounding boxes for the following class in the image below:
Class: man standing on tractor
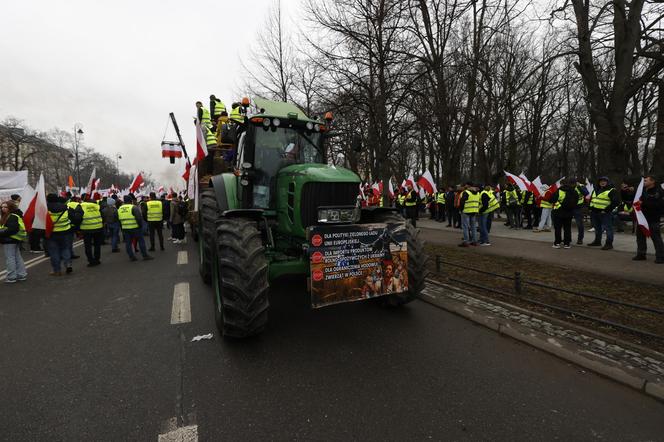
[209,94,226,132]
[196,101,211,129]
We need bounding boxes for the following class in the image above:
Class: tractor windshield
[252,126,323,208]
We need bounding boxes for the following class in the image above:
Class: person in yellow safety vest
[550,178,579,248]
[458,182,480,246]
[196,101,212,129]
[75,193,104,267]
[145,192,165,252]
[435,190,446,223]
[535,184,553,232]
[519,190,535,229]
[65,195,82,259]
[504,184,522,229]
[403,184,419,228]
[478,185,499,245]
[397,190,406,215]
[118,194,153,262]
[587,176,620,250]
[209,94,226,131]
[0,199,28,283]
[572,180,589,244]
[45,193,75,276]
[229,103,244,124]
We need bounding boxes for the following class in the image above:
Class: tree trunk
[651,80,664,174]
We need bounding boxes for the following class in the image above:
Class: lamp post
[73,124,84,190]
[115,153,122,186]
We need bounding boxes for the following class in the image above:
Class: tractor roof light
[306,122,314,130]
[241,97,251,106]
[272,118,281,127]
[263,118,271,127]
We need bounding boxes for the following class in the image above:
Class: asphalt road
[1,235,663,441]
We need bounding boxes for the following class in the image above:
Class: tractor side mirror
[351,135,362,153]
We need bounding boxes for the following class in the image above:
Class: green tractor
[196,97,427,338]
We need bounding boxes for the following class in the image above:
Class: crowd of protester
[0,191,190,283]
[392,175,664,263]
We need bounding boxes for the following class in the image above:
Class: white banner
[0,170,28,190]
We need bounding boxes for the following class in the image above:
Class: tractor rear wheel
[198,189,218,285]
[213,217,269,338]
[370,211,427,306]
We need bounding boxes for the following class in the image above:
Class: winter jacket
[639,186,664,223]
[47,201,73,236]
[590,182,620,213]
[0,211,22,244]
[550,185,577,218]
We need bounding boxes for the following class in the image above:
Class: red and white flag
[388,179,395,198]
[161,142,183,158]
[406,172,419,192]
[632,177,651,237]
[371,181,383,194]
[129,173,144,193]
[542,176,565,200]
[157,185,164,194]
[359,183,366,200]
[532,176,543,198]
[85,167,97,196]
[585,178,594,199]
[504,171,528,192]
[193,121,208,165]
[22,173,53,236]
[519,173,540,198]
[418,170,437,194]
[400,179,408,190]
[182,160,191,182]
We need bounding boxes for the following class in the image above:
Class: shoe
[30,250,42,254]
[532,228,540,232]
[632,255,646,261]
[71,255,80,259]
[542,228,551,232]
[17,276,27,281]
[470,242,478,246]
[563,244,571,249]
[5,279,16,284]
[576,240,583,245]
[458,243,469,247]
[130,256,138,262]
[172,239,181,244]
[49,271,62,276]
[86,262,100,267]
[148,247,155,252]
[480,242,491,246]
[143,255,154,261]
[66,267,73,274]
[601,244,613,250]
[552,244,561,249]
[589,227,595,232]
[587,242,601,247]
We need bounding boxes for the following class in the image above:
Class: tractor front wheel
[213,217,269,338]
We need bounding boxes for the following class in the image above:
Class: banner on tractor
[308,223,408,308]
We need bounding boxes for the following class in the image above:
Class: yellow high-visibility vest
[1,213,27,241]
[590,189,613,210]
[200,107,211,128]
[50,210,71,233]
[404,191,417,207]
[463,190,480,214]
[118,204,139,230]
[79,202,103,231]
[553,190,567,210]
[482,190,499,213]
[146,200,163,222]
[436,192,445,204]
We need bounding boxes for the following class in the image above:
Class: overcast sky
[0,0,294,187]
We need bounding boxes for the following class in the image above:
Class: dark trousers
[591,211,613,244]
[573,208,585,242]
[446,205,454,226]
[82,229,103,264]
[172,223,186,240]
[522,205,533,228]
[405,206,417,228]
[636,221,664,260]
[553,214,572,246]
[123,229,148,258]
[436,203,446,222]
[148,221,164,250]
[46,233,72,272]
[29,229,44,251]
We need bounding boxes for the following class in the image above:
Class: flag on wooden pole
[632,177,651,237]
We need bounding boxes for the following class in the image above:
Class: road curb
[419,288,664,402]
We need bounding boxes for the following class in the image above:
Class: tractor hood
[277,163,361,183]
[275,164,361,239]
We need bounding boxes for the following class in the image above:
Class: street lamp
[73,124,84,189]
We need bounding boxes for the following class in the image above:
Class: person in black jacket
[633,175,664,263]
[45,194,77,275]
[588,176,621,250]
[549,178,578,249]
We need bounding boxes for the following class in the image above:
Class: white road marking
[158,425,198,442]
[176,251,188,265]
[0,240,83,281]
[170,283,191,324]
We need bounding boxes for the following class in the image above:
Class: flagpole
[170,113,190,161]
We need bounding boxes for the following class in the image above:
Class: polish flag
[406,172,419,192]
[129,173,144,193]
[632,177,651,237]
[85,167,96,196]
[585,178,594,199]
[543,176,565,200]
[504,171,528,192]
[93,178,101,192]
[161,142,183,158]
[388,179,395,198]
[157,185,164,194]
[532,176,543,198]
[371,181,383,194]
[193,120,208,166]
[417,170,437,194]
[519,173,540,198]
[22,174,53,236]
[182,160,191,182]
[401,179,408,190]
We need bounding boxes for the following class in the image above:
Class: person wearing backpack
[549,178,578,249]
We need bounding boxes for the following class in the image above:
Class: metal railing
[433,255,664,341]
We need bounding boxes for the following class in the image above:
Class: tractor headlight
[317,207,357,223]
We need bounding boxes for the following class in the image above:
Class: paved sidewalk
[418,218,664,286]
